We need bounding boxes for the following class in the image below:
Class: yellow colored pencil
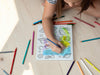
[76,61,84,75]
[84,58,100,73]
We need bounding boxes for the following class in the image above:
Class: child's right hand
[48,39,65,53]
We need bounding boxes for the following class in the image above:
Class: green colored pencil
[22,40,31,64]
[81,37,100,42]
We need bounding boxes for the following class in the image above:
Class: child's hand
[48,39,65,53]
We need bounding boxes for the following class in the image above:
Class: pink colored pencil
[94,21,100,26]
[32,31,35,55]
[74,17,95,28]
[10,48,17,74]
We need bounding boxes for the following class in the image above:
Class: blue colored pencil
[3,70,9,75]
[81,37,100,42]
[0,51,14,54]
[47,38,61,48]
[22,40,31,64]
[0,68,9,75]
[33,20,42,25]
[66,60,75,75]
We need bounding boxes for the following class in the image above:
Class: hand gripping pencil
[47,38,61,48]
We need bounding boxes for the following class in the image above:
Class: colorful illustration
[36,24,73,60]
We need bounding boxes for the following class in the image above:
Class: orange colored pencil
[54,20,73,23]
[54,22,76,25]
[76,61,84,75]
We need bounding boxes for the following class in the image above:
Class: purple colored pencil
[74,17,95,28]
[66,60,75,75]
[32,31,35,55]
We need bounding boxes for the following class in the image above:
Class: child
[42,0,100,53]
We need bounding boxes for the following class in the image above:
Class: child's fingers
[52,47,62,53]
[48,40,64,53]
[58,42,65,50]
[50,44,62,53]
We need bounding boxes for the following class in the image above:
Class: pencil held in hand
[47,38,65,53]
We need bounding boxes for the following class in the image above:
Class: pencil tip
[15,48,17,50]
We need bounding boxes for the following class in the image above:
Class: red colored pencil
[74,17,95,28]
[54,20,73,23]
[54,22,76,25]
[10,48,17,74]
[94,21,100,26]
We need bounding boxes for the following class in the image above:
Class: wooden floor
[0,0,100,75]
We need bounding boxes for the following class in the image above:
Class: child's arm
[42,0,65,53]
[42,0,56,42]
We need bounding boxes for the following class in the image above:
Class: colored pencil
[33,20,42,25]
[84,58,100,73]
[80,58,93,75]
[33,16,65,25]
[53,16,65,20]
[76,61,84,75]
[54,23,73,25]
[94,21,100,26]
[81,37,100,42]
[0,68,9,75]
[67,24,75,25]
[66,60,75,75]
[54,22,76,25]
[47,38,61,48]
[74,17,95,28]
[0,51,14,54]
[22,40,31,64]
[10,48,17,74]
[32,31,35,55]
[54,20,73,23]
